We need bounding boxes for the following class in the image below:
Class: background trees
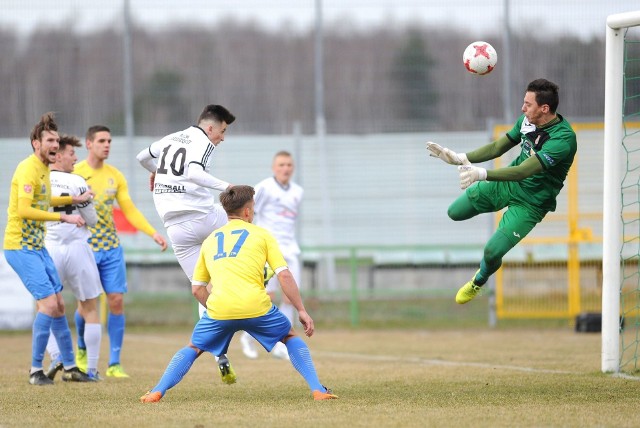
[0,22,607,137]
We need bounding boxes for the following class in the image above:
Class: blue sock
[285,337,324,392]
[152,347,198,395]
[32,313,54,369]
[75,309,86,349]
[107,313,125,366]
[51,315,75,368]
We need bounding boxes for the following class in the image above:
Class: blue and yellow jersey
[193,219,288,320]
[74,160,156,251]
[4,154,58,250]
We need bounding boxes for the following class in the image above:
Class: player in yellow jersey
[140,186,337,403]
[3,112,93,385]
[74,125,167,378]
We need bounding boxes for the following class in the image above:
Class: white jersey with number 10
[147,126,220,227]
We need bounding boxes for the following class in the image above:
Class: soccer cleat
[455,270,483,304]
[140,391,163,403]
[75,348,88,373]
[46,360,63,380]
[272,342,290,360]
[87,370,103,381]
[62,367,93,382]
[106,363,130,378]
[217,355,237,385]
[29,370,54,386]
[312,386,338,401]
[240,333,258,359]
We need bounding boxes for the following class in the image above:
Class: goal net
[603,10,640,374]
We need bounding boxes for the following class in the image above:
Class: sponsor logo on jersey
[23,184,32,193]
[154,183,187,194]
[542,153,556,166]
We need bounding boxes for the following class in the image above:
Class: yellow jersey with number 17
[4,154,52,250]
[193,219,288,320]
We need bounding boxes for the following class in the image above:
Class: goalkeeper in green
[426,78,577,304]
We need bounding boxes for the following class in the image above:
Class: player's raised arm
[425,141,470,165]
[186,163,230,191]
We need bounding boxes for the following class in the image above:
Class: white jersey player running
[240,151,303,360]
[44,134,103,381]
[136,104,239,384]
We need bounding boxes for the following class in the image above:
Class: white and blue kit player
[44,135,103,380]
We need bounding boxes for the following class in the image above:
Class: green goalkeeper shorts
[466,181,547,245]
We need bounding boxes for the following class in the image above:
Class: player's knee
[107,293,124,313]
[38,297,61,316]
[187,343,204,356]
[447,206,463,221]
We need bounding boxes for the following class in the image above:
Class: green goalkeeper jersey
[505,113,577,212]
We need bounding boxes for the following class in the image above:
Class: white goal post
[602,10,640,373]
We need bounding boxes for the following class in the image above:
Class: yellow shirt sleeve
[50,195,73,207]
[116,179,156,237]
[17,197,61,221]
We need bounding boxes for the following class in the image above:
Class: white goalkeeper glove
[426,141,470,165]
[458,165,487,190]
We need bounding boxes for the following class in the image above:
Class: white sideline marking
[611,372,640,381]
[130,333,577,375]
[315,351,578,375]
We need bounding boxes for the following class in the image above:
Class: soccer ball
[463,41,497,76]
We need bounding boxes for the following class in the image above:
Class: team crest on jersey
[23,184,32,193]
[41,184,46,194]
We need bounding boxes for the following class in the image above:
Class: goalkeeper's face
[521,91,551,126]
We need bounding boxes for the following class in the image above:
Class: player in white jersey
[136,104,238,384]
[240,151,303,360]
[44,134,103,381]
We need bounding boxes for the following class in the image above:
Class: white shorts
[45,241,102,301]
[266,252,301,293]
[167,207,228,281]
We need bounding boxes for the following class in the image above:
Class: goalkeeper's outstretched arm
[465,135,516,163]
[458,156,544,189]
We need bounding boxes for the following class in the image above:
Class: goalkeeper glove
[426,142,470,165]
[458,165,487,190]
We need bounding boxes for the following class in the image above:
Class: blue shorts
[191,305,292,356]
[4,248,62,300]
[93,246,127,294]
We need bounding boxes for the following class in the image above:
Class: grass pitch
[1,326,639,427]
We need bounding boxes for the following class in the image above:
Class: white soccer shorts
[46,241,102,301]
[266,252,302,293]
[167,207,228,281]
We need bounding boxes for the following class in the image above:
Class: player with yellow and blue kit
[141,185,337,403]
[74,125,167,378]
[3,112,94,385]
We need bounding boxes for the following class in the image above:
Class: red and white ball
[463,41,497,76]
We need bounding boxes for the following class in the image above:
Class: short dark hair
[30,112,58,142]
[220,185,254,216]
[197,105,236,125]
[526,79,560,113]
[58,134,82,152]
[86,125,111,141]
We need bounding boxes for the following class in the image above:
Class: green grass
[1,317,639,427]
